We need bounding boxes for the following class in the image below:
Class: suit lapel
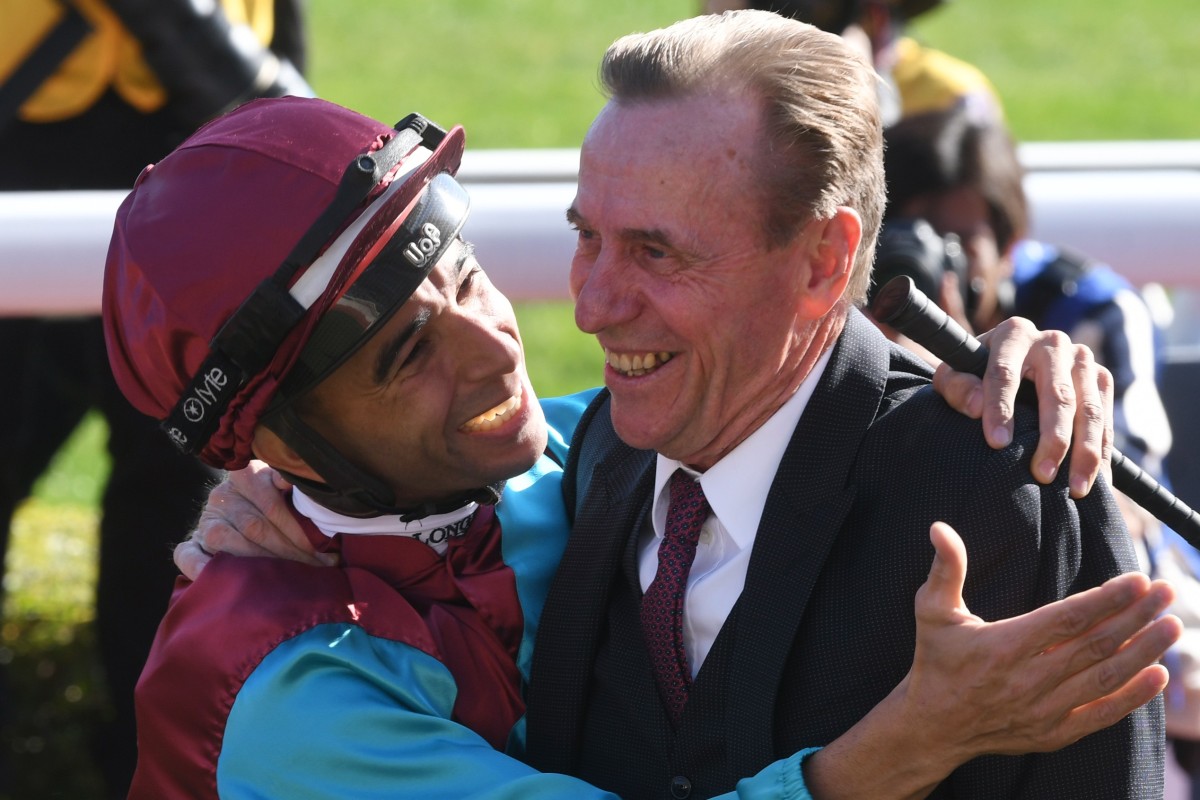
[724,310,894,776]
[525,398,655,773]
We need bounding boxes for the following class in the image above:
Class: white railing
[2,142,1198,316]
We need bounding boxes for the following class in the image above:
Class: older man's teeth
[605,350,673,377]
[462,393,522,432]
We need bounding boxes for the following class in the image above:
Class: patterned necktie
[641,469,711,724]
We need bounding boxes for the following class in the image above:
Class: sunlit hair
[883,106,1029,253]
[599,9,886,304]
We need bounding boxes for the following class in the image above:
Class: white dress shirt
[639,347,833,677]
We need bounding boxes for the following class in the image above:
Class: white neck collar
[292,488,477,554]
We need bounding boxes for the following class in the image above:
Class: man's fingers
[976,319,1031,451]
[1059,350,1104,497]
[1048,612,1181,711]
[236,462,314,556]
[174,539,212,582]
[1097,364,1116,488]
[917,522,971,622]
[1050,348,1109,498]
[192,507,279,559]
[981,321,1111,490]
[1003,570,1155,655]
[932,364,984,420]
[1008,325,1077,485]
[221,461,329,564]
[1039,592,1177,751]
[192,463,332,566]
[1053,663,1172,749]
[988,662,1171,756]
[933,319,1115,494]
[946,585,1176,757]
[1024,579,1178,717]
[271,466,294,492]
[227,461,303,543]
[1049,581,1177,677]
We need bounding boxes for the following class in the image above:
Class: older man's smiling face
[567,89,842,469]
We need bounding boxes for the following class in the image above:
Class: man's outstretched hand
[803,521,1179,800]
[905,521,1177,756]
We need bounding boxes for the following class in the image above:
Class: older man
[521,11,1164,799]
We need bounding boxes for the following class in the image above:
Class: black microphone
[870,274,1200,545]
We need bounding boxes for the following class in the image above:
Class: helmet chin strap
[264,405,502,520]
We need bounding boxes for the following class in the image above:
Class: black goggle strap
[265,406,508,519]
[263,404,399,516]
[161,113,447,455]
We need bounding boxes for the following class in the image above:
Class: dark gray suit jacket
[526,309,1162,799]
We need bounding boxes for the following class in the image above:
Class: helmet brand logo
[403,222,443,268]
[182,367,230,422]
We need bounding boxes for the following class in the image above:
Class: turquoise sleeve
[216,622,820,799]
[712,748,820,799]
[540,388,603,465]
[217,623,620,799]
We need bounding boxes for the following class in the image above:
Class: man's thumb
[922,521,969,614]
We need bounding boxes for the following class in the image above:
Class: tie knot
[666,470,709,545]
[669,468,705,504]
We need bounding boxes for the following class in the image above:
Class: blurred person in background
[877,105,1172,499]
[0,0,310,795]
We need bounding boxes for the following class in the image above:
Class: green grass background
[8,0,1198,795]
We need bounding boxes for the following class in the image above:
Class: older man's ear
[792,207,861,320]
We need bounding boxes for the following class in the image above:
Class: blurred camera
[869,217,974,314]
